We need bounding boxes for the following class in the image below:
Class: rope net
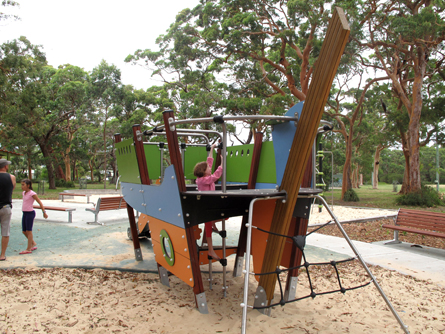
[252,220,372,310]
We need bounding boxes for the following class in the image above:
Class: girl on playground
[193,143,223,260]
[19,179,48,254]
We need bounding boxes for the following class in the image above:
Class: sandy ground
[307,205,397,225]
[0,262,443,334]
[0,205,443,334]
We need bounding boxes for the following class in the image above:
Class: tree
[325,68,389,199]
[126,0,340,118]
[348,0,445,193]
[0,0,19,23]
[47,65,91,181]
[90,60,123,189]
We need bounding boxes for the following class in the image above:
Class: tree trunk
[373,144,385,189]
[341,136,353,199]
[39,144,56,189]
[64,153,71,182]
[352,167,357,188]
[89,159,94,181]
[390,49,426,194]
[27,155,32,180]
[400,147,410,194]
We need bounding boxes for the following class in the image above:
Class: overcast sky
[0,0,200,90]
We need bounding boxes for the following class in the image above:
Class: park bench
[382,208,445,244]
[59,192,93,205]
[33,205,76,223]
[86,196,127,225]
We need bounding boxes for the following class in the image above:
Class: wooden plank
[259,7,350,304]
[132,124,151,185]
[382,224,445,238]
[33,205,75,212]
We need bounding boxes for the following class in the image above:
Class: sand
[0,206,443,333]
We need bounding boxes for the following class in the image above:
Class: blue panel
[255,183,279,189]
[122,165,185,228]
[272,102,304,187]
[121,183,144,213]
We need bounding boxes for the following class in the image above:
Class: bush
[396,185,444,207]
[55,179,66,187]
[65,181,75,188]
[343,189,360,202]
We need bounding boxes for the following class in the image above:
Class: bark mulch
[307,218,445,250]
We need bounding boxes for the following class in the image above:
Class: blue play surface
[0,216,351,273]
[0,218,158,272]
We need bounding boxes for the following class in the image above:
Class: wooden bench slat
[33,205,75,212]
[383,208,445,244]
[59,193,86,196]
[382,224,445,238]
[33,205,75,223]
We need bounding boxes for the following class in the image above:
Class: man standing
[0,158,16,261]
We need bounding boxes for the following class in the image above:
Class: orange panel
[138,213,149,233]
[148,216,194,287]
[152,241,194,287]
[250,199,296,281]
[149,216,189,255]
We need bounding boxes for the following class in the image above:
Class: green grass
[12,181,118,200]
[323,182,445,212]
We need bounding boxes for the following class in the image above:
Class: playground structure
[113,8,410,334]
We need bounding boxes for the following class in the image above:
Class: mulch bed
[307,218,445,250]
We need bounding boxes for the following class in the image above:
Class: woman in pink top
[193,143,223,260]
[20,179,48,254]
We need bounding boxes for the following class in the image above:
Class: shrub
[396,185,444,207]
[343,189,360,202]
[65,181,75,188]
[55,179,66,187]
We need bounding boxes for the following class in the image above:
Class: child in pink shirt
[193,143,223,260]
[20,179,48,254]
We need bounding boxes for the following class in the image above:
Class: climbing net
[251,220,372,310]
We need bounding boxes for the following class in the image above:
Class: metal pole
[221,122,227,193]
[301,194,410,334]
[241,196,286,334]
[222,218,227,298]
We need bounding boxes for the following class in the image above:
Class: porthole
[160,229,175,266]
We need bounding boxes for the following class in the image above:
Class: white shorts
[0,206,12,237]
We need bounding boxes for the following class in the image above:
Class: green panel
[256,141,277,184]
[144,144,162,180]
[184,146,208,180]
[115,139,141,184]
[225,144,254,183]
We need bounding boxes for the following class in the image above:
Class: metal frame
[240,194,410,334]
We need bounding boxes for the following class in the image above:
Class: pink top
[22,190,37,212]
[196,157,223,191]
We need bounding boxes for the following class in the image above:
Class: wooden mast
[258,7,350,304]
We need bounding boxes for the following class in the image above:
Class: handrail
[169,114,299,127]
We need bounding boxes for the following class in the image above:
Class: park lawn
[11,181,117,200]
[326,182,445,213]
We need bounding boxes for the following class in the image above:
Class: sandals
[19,250,32,255]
